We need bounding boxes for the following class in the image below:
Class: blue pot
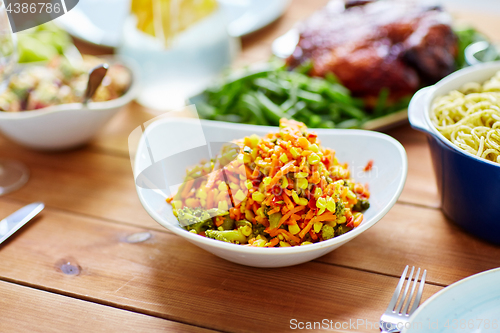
[408,63,500,245]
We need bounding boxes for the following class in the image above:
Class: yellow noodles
[431,71,500,164]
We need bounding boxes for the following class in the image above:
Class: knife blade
[0,202,45,245]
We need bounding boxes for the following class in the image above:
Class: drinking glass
[0,0,29,195]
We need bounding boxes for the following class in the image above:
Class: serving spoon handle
[83,63,109,106]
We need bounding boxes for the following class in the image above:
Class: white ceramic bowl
[134,119,407,267]
[0,56,138,150]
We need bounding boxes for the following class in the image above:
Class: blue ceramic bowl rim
[413,61,500,170]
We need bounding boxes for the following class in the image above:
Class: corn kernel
[281,177,288,189]
[298,137,309,149]
[301,241,313,246]
[278,234,284,240]
[196,189,207,200]
[347,189,357,201]
[245,210,255,221]
[337,216,347,224]
[252,192,265,203]
[308,153,320,165]
[314,187,323,199]
[172,200,183,210]
[243,154,252,164]
[317,208,326,215]
[256,207,266,218]
[280,241,291,247]
[290,147,299,158]
[295,172,309,178]
[291,190,307,205]
[309,144,319,153]
[297,178,308,189]
[218,200,229,211]
[280,154,289,164]
[245,180,253,190]
[326,197,336,213]
[313,221,323,233]
[218,182,227,192]
[237,154,245,164]
[288,224,300,235]
[263,177,272,186]
[316,197,327,209]
[253,239,266,247]
[234,189,246,202]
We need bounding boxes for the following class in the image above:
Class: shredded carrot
[267,206,281,215]
[180,179,195,198]
[299,219,315,238]
[267,237,279,247]
[276,205,305,229]
[276,229,301,243]
[353,213,363,228]
[168,118,370,247]
[282,192,294,210]
[215,217,224,227]
[364,160,374,172]
[315,212,337,222]
[309,229,318,240]
[267,161,296,189]
[206,190,214,209]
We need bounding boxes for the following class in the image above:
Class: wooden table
[1,1,500,332]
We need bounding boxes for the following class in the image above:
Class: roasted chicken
[286,0,458,105]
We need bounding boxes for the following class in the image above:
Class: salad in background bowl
[0,55,138,150]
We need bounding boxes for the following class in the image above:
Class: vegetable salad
[168,119,370,247]
[0,56,131,112]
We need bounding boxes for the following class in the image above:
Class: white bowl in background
[0,56,138,151]
[134,119,407,267]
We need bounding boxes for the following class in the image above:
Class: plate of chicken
[192,0,482,131]
[270,0,481,129]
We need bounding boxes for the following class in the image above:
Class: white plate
[133,118,407,267]
[403,268,500,333]
[56,0,291,48]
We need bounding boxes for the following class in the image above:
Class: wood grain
[0,280,212,333]
[317,203,500,285]
[2,1,500,331]
[0,201,445,333]
[385,125,440,208]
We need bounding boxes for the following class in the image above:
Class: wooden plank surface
[0,280,211,333]
[2,0,500,332]
[0,202,442,333]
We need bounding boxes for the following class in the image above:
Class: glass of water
[118,0,238,111]
[0,0,30,195]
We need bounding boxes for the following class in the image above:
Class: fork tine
[409,269,427,314]
[395,266,415,313]
[402,268,420,315]
[386,265,409,311]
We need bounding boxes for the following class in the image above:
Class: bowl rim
[135,118,408,255]
[0,54,139,119]
[421,61,500,169]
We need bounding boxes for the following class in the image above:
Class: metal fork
[380,266,427,333]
